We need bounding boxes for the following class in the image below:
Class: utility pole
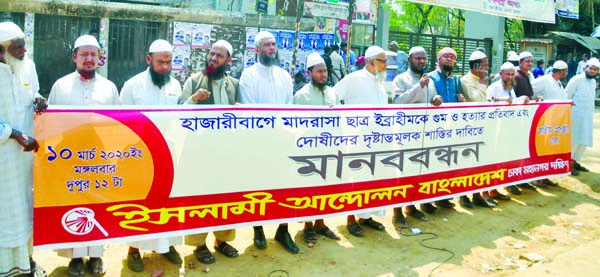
[346,0,355,74]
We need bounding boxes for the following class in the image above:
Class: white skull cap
[149,39,173,53]
[306,52,325,68]
[74,35,100,49]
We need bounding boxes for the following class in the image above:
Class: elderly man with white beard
[0,21,47,277]
[334,46,388,237]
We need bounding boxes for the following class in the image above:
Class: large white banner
[405,0,556,23]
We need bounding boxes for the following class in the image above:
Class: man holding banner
[334,45,388,237]
[294,53,342,244]
[180,39,240,264]
[48,34,119,276]
[0,22,45,277]
[423,47,464,213]
[119,39,183,272]
[391,46,440,225]
[239,30,299,254]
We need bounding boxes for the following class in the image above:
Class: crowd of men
[1,20,598,276]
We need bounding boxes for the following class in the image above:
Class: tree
[385,0,461,36]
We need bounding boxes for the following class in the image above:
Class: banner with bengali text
[33,102,571,249]
[404,0,555,23]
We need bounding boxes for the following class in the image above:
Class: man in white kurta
[0,22,45,277]
[532,60,568,101]
[392,47,438,105]
[119,40,183,272]
[391,46,439,226]
[333,46,388,237]
[239,31,299,254]
[48,35,118,276]
[566,58,599,175]
[294,53,342,244]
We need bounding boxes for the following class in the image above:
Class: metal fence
[108,19,169,90]
[33,14,100,97]
[388,31,493,76]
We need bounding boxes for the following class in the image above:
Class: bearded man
[334,46,388,237]
[179,40,240,264]
[0,21,46,277]
[49,34,118,277]
[566,58,600,175]
[239,31,298,254]
[119,39,183,272]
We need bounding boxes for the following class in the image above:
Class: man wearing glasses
[507,51,538,194]
[334,46,388,237]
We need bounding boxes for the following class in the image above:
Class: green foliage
[385,0,463,36]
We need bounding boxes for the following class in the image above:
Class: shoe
[407,207,427,221]
[484,197,498,205]
[193,245,215,264]
[534,180,548,188]
[274,229,299,254]
[574,161,589,172]
[346,222,364,237]
[315,226,340,240]
[506,185,522,195]
[253,226,267,249]
[214,241,239,258]
[85,257,105,276]
[393,213,407,227]
[161,246,182,265]
[571,167,580,176]
[358,217,385,231]
[459,196,474,209]
[491,193,511,201]
[30,258,47,277]
[303,227,318,244]
[127,251,144,272]
[543,179,559,187]
[68,258,84,277]
[435,199,455,209]
[473,197,497,208]
[517,183,537,191]
[420,203,438,214]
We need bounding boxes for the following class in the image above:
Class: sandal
[86,257,105,276]
[346,222,364,237]
[68,258,85,277]
[193,245,216,264]
[315,226,340,240]
[303,227,318,244]
[359,218,385,231]
[30,258,47,277]
[214,242,239,258]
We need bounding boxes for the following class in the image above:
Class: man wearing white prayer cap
[294,53,342,244]
[0,21,47,277]
[180,39,239,105]
[334,45,388,237]
[487,62,528,105]
[119,39,183,271]
[179,40,240,264]
[530,60,569,187]
[391,45,438,226]
[458,50,500,208]
[506,51,540,194]
[566,57,600,175]
[461,51,489,102]
[48,34,119,276]
[239,30,299,254]
[0,21,46,114]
